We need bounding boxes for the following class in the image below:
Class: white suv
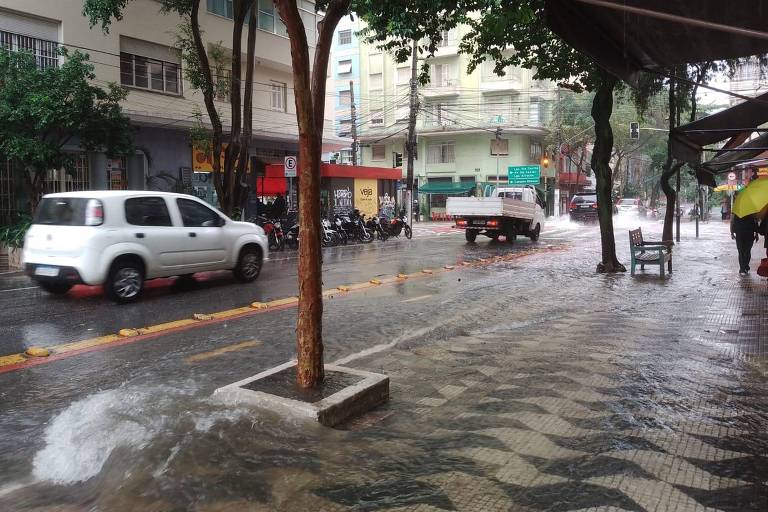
[23,191,268,303]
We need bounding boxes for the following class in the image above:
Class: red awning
[255,177,287,196]
[264,163,402,180]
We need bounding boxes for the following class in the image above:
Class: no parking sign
[284,156,297,177]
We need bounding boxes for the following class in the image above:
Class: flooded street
[0,217,766,511]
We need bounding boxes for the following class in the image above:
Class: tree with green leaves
[84,0,257,217]
[0,48,132,212]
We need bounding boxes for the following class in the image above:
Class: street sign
[629,122,640,139]
[284,156,297,178]
[727,172,736,181]
[508,165,541,185]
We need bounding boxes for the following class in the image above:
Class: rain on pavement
[0,215,766,511]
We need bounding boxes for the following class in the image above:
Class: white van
[23,191,268,303]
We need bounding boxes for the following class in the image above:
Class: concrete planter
[1,245,23,270]
[214,361,389,427]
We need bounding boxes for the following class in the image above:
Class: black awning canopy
[545,0,768,84]
[701,132,768,173]
[671,91,768,166]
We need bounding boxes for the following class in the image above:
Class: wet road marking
[0,244,569,374]
[185,340,262,364]
[0,286,38,293]
[401,295,433,303]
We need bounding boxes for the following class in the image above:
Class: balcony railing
[0,30,59,69]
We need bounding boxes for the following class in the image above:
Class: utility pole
[675,166,681,242]
[349,80,358,166]
[405,39,419,226]
[494,126,502,185]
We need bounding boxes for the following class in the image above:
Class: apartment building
[326,14,360,165]
[0,0,339,217]
[346,25,556,219]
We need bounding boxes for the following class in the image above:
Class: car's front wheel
[105,259,144,304]
[234,246,263,282]
[38,282,73,295]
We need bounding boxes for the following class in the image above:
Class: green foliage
[174,19,213,94]
[0,213,32,249]
[189,109,212,153]
[0,48,132,177]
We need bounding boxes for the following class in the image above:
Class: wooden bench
[629,227,673,276]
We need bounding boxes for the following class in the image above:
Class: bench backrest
[629,228,644,247]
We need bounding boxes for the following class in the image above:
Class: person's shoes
[739,270,747,275]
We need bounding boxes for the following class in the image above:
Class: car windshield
[572,195,597,204]
[33,198,90,226]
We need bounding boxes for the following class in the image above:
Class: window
[120,53,180,94]
[338,59,353,74]
[482,60,518,82]
[528,98,541,125]
[430,63,455,87]
[436,29,454,48]
[338,29,352,45]
[125,197,173,226]
[396,66,410,85]
[427,141,455,164]
[338,118,352,136]
[530,141,542,161]
[368,73,383,91]
[0,30,59,69]
[271,81,287,111]
[490,138,509,156]
[258,0,275,31]
[425,103,454,126]
[370,110,384,126]
[371,145,386,161]
[339,89,351,106]
[207,0,233,18]
[177,198,222,227]
[34,198,92,226]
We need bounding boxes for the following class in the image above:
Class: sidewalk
[307,221,768,512]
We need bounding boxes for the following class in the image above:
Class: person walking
[730,212,759,274]
[272,193,287,219]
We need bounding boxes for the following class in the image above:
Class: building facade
[0,0,340,221]
[326,14,360,165]
[344,25,556,219]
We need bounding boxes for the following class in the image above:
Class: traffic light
[542,151,549,168]
[630,122,640,139]
[393,152,403,167]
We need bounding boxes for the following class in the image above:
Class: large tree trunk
[235,6,257,212]
[276,0,349,389]
[661,74,678,242]
[590,73,625,273]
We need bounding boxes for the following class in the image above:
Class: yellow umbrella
[733,176,768,218]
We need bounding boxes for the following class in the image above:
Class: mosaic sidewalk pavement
[304,229,768,512]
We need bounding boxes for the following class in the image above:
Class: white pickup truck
[446,186,545,243]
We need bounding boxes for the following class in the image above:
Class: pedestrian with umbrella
[733,169,768,276]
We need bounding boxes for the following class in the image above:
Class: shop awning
[255,177,287,196]
[702,132,768,173]
[545,0,768,84]
[418,182,476,194]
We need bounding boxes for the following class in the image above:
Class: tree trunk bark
[235,5,257,213]
[662,74,678,242]
[590,73,625,273]
[276,0,348,389]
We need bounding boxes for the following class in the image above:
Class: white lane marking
[401,294,433,303]
[0,286,38,293]
[0,270,23,275]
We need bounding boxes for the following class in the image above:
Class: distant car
[617,198,641,215]
[569,192,599,221]
[23,191,268,303]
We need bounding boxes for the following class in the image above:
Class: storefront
[264,163,401,218]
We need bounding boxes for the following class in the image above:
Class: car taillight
[591,203,598,209]
[85,199,104,226]
[487,219,499,227]
[456,219,467,226]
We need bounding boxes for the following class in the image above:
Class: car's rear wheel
[529,223,541,242]
[465,230,478,242]
[105,259,144,303]
[234,246,263,282]
[38,282,73,295]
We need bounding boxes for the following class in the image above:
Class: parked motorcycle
[249,215,285,251]
[338,210,372,243]
[387,210,412,239]
[365,215,389,241]
[285,222,299,250]
[321,219,342,247]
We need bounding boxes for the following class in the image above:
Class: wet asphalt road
[0,223,586,355]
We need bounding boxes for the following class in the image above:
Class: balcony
[480,78,524,93]
[422,79,460,98]
[0,30,59,69]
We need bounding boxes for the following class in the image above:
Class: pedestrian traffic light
[393,152,403,167]
[630,122,640,139]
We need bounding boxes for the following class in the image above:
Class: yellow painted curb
[397,273,408,279]
[0,353,28,367]
[119,328,140,337]
[210,307,253,320]
[25,347,50,358]
[250,302,268,310]
[422,269,433,274]
[193,313,214,321]
[444,265,455,270]
[266,296,299,307]
[137,319,198,334]
[53,335,121,355]
[337,285,350,292]
[370,278,382,285]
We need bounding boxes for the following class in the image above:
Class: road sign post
[507,165,541,185]
[284,156,297,209]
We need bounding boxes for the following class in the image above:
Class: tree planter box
[2,246,23,270]
[214,361,389,427]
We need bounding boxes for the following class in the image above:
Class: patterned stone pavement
[307,222,768,512]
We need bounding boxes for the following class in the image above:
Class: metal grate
[0,158,16,226]
[0,30,59,69]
